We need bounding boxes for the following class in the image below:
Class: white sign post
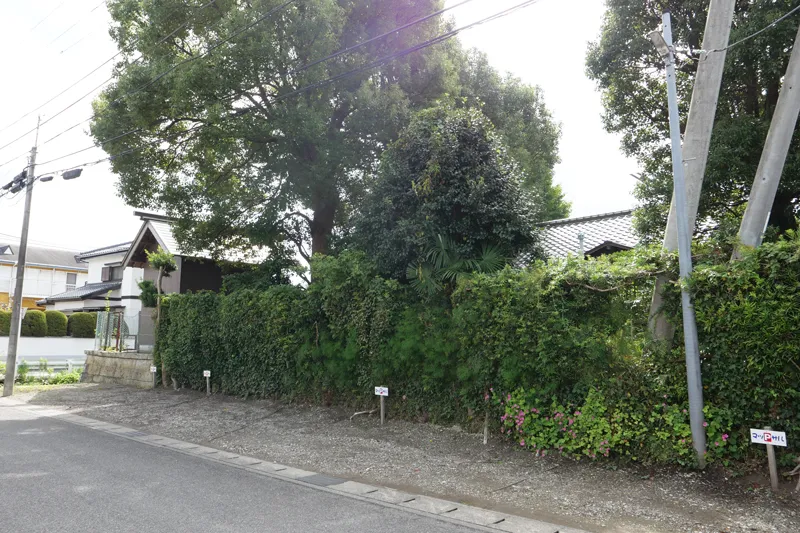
[203,370,211,396]
[375,386,389,425]
[150,365,157,389]
[751,427,787,491]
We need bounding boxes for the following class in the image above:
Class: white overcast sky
[0,0,639,253]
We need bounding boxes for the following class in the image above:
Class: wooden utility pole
[733,24,800,259]
[649,0,735,339]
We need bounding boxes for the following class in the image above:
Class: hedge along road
[0,404,494,533]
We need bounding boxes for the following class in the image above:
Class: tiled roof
[38,281,122,304]
[0,243,86,270]
[537,209,638,259]
[76,242,132,261]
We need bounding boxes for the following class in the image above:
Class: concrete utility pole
[3,119,40,397]
[733,23,800,259]
[649,11,707,468]
[649,0,736,338]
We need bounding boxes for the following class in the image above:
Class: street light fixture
[648,29,670,59]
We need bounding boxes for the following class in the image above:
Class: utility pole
[733,23,800,259]
[3,118,40,397]
[649,0,735,338]
[649,11,707,468]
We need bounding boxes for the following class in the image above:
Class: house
[36,242,142,315]
[0,243,88,310]
[39,211,231,351]
[538,209,638,259]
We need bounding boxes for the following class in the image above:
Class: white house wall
[0,264,88,299]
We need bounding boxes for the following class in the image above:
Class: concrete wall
[83,350,154,389]
[0,336,95,359]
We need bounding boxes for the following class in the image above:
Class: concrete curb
[2,400,587,533]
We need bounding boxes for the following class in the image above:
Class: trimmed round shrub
[45,310,68,337]
[69,312,97,338]
[0,310,10,336]
[20,310,47,337]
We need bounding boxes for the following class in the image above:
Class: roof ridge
[77,241,133,256]
[539,209,634,227]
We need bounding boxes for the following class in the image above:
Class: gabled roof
[36,281,122,305]
[538,209,638,258]
[121,211,186,268]
[76,242,132,261]
[0,243,86,271]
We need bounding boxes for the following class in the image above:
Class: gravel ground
[13,384,799,533]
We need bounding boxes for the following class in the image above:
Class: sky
[0,0,640,254]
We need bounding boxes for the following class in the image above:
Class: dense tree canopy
[92,0,562,262]
[587,0,800,242]
[352,105,541,281]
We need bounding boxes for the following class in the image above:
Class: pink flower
[663,394,668,399]
[722,433,729,441]
[520,440,525,447]
[507,394,512,401]
[680,439,685,444]
[484,393,490,401]
[715,442,720,447]
[489,388,494,392]
[574,411,581,416]
[702,421,708,427]
[682,409,687,414]
[568,418,574,425]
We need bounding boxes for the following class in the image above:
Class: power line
[29,0,543,181]
[0,0,218,139]
[2,0,296,157]
[292,0,476,74]
[708,2,800,54]
[35,0,469,160]
[30,1,66,31]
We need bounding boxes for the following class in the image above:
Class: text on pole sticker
[750,429,788,447]
[374,386,389,396]
[150,366,157,373]
[203,370,211,378]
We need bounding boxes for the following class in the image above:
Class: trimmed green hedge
[156,239,800,466]
[45,310,68,337]
[68,312,97,338]
[20,310,47,337]
[0,310,10,336]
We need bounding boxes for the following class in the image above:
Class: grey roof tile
[76,242,132,261]
[0,243,85,269]
[40,281,122,303]
[536,209,638,259]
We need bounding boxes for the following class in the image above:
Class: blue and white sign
[751,428,787,447]
[374,386,389,397]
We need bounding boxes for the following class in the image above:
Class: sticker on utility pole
[150,366,157,373]
[751,429,787,447]
[203,370,211,378]
[374,386,389,397]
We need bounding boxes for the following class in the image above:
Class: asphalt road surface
[0,405,476,533]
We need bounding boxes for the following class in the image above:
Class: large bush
[69,312,97,338]
[0,310,10,336]
[156,239,800,465]
[20,310,47,337]
[45,310,68,337]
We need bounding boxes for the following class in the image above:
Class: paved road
[0,406,475,533]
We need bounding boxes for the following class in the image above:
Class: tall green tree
[457,50,567,219]
[92,0,460,260]
[587,0,800,242]
[353,105,541,281]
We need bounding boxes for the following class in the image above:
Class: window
[101,266,124,282]
[66,273,77,291]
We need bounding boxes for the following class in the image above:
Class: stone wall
[82,350,154,389]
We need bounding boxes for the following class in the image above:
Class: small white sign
[751,428,787,447]
[203,370,211,378]
[374,386,389,397]
[150,366,157,373]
